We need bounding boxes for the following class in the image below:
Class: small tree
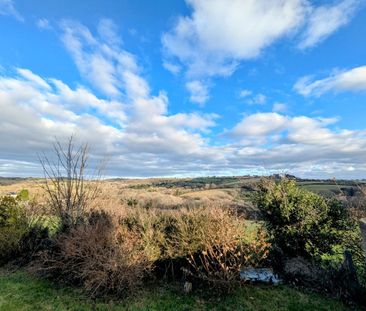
[255,178,363,267]
[39,136,101,231]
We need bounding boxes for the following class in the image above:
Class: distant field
[0,269,353,311]
[0,176,363,217]
[299,183,344,191]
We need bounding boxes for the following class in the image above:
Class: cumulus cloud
[2,70,366,178]
[0,0,23,21]
[294,66,366,96]
[227,112,366,178]
[231,113,288,137]
[0,66,220,177]
[1,19,366,178]
[162,0,306,104]
[162,0,362,104]
[163,0,305,76]
[0,20,220,177]
[298,0,360,49]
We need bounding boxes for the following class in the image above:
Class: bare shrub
[39,136,102,231]
[37,211,151,297]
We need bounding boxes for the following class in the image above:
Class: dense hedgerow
[36,206,270,296]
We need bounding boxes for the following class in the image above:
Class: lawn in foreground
[0,269,355,311]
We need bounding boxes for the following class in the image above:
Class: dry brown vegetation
[32,200,268,296]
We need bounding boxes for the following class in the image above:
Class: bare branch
[39,136,104,231]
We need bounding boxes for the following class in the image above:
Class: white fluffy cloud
[228,112,366,178]
[295,66,366,96]
[61,19,140,98]
[0,20,220,177]
[231,112,288,137]
[162,0,362,104]
[163,0,305,76]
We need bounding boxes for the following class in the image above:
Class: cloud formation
[295,66,366,96]
[0,0,23,21]
[298,0,360,49]
[228,112,366,178]
[1,19,366,179]
[162,0,362,104]
[0,20,220,177]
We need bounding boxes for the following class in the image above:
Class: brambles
[37,211,152,297]
[187,228,270,291]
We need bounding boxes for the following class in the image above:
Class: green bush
[255,179,364,269]
[0,195,28,263]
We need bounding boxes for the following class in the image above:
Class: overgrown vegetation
[37,211,151,297]
[35,206,269,296]
[0,195,28,264]
[1,138,366,308]
[255,178,366,303]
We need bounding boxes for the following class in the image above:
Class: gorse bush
[0,192,52,266]
[255,179,364,270]
[0,195,28,264]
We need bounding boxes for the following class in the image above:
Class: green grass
[0,269,355,311]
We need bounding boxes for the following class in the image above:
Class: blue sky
[0,0,366,178]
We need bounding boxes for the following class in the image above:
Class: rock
[183,281,192,293]
[240,267,281,284]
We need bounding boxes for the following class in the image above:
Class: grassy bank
[0,269,355,311]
